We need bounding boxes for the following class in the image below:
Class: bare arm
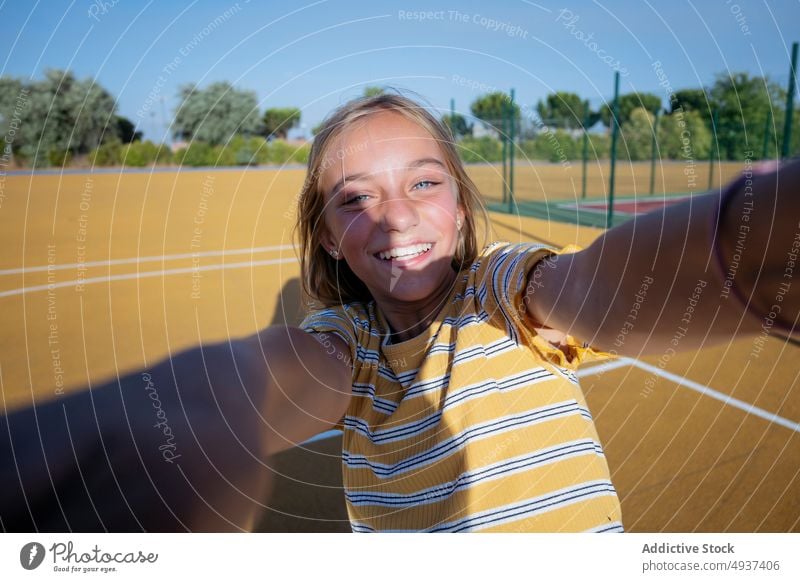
[0,326,351,531]
[527,159,800,356]
[241,325,352,456]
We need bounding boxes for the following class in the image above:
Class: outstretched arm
[0,326,351,532]
[527,159,800,356]
[243,325,352,456]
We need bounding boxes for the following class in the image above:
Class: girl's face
[319,111,465,305]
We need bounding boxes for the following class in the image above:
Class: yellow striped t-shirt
[300,241,623,532]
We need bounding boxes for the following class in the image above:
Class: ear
[320,230,340,260]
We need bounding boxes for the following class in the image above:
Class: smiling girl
[4,93,798,533]
[251,93,799,532]
[287,95,623,532]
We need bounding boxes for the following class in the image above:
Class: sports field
[1,162,797,532]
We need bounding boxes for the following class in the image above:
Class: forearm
[0,328,351,531]
[0,339,273,531]
[243,325,351,456]
[531,159,800,356]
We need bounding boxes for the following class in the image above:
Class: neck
[374,268,458,343]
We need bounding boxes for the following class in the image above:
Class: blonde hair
[295,92,489,307]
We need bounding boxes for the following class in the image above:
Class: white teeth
[378,243,432,260]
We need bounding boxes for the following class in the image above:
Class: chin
[383,283,434,302]
[380,269,454,302]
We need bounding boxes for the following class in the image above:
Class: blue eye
[414,180,439,190]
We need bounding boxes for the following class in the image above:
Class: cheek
[335,211,374,247]
[423,195,459,230]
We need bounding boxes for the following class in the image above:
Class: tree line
[0,70,306,168]
[453,72,798,164]
[0,71,796,169]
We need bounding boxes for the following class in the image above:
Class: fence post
[761,108,772,160]
[781,41,798,159]
[649,109,660,195]
[582,101,589,199]
[502,110,508,204]
[607,71,620,229]
[708,108,718,191]
[508,88,516,214]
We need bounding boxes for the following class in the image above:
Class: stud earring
[329,248,339,258]
[456,218,462,230]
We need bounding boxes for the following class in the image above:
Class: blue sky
[1,0,798,141]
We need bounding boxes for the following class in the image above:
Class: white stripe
[0,244,295,275]
[624,357,800,434]
[0,257,297,298]
[300,429,342,445]
[344,401,584,475]
[576,358,633,377]
[584,521,625,533]
[461,489,617,533]
[424,479,616,533]
[346,439,604,507]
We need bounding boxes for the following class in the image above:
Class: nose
[378,194,419,233]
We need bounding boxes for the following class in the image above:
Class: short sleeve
[476,242,616,370]
[299,306,365,431]
[299,306,359,369]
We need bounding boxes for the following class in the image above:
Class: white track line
[576,358,634,377]
[580,356,800,434]
[0,257,298,299]
[0,244,295,276]
[302,429,343,445]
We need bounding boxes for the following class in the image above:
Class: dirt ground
[1,161,796,532]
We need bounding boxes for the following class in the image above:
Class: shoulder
[467,240,583,333]
[469,240,563,284]
[300,301,376,337]
[299,302,382,372]
[299,301,381,347]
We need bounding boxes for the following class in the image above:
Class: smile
[375,243,433,261]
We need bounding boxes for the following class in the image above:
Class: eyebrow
[327,157,447,199]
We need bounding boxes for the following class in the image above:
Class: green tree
[670,89,710,116]
[225,135,269,166]
[212,143,237,166]
[658,109,712,160]
[89,142,123,166]
[262,107,301,139]
[587,133,611,158]
[708,72,784,160]
[363,86,385,98]
[619,107,656,161]
[442,113,473,138]
[780,107,800,158]
[600,92,662,127]
[311,121,324,136]
[456,136,503,163]
[267,139,310,164]
[175,142,216,167]
[115,115,142,143]
[173,82,263,146]
[0,76,25,121]
[0,69,119,166]
[521,129,580,162]
[470,92,520,135]
[535,92,595,129]
[121,141,172,166]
